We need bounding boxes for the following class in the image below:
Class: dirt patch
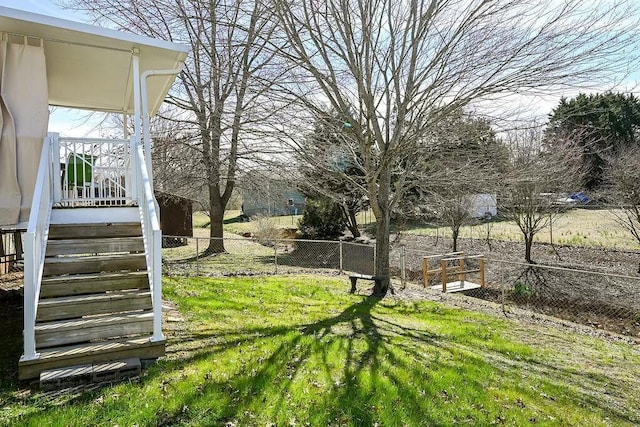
[0,289,23,388]
[0,272,23,294]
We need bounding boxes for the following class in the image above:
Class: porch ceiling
[0,6,189,115]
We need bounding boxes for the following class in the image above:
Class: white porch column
[50,133,61,204]
[132,49,141,151]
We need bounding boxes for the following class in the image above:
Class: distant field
[191,208,639,250]
[407,208,638,250]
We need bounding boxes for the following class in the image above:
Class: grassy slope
[2,276,638,426]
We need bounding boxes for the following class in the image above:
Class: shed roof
[0,6,189,115]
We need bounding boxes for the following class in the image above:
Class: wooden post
[195,237,199,277]
[0,234,5,275]
[458,256,465,283]
[14,231,23,261]
[441,259,447,293]
[422,257,428,287]
[479,257,485,287]
[274,241,278,274]
[401,245,406,289]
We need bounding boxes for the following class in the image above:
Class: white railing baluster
[22,232,37,360]
[51,133,61,204]
[21,136,53,362]
[55,137,134,207]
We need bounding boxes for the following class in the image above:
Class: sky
[2,0,639,136]
[1,0,72,19]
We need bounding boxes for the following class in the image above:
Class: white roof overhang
[0,6,190,115]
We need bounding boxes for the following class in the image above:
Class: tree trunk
[205,186,226,254]
[524,234,534,263]
[346,207,361,238]
[369,158,393,297]
[451,226,460,252]
[372,212,391,296]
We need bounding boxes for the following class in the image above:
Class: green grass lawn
[2,275,638,426]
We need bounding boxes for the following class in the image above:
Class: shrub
[513,281,535,297]
[298,197,345,240]
[253,214,280,244]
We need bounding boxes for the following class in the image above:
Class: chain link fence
[394,246,640,337]
[162,236,375,277]
[2,232,638,337]
[479,259,640,336]
[163,235,640,337]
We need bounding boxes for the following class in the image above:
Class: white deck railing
[134,143,164,342]
[52,136,136,207]
[21,135,53,362]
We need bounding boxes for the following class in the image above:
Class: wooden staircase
[18,221,165,381]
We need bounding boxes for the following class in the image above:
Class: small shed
[155,191,193,247]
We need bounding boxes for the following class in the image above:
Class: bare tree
[273,0,638,295]
[500,127,583,263]
[414,111,508,252]
[62,0,284,253]
[603,145,640,271]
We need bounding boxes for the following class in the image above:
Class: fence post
[339,240,343,273]
[401,245,406,289]
[274,239,278,274]
[441,259,447,293]
[479,257,485,287]
[373,242,377,276]
[422,257,428,288]
[195,237,199,277]
[500,265,506,313]
[196,237,200,277]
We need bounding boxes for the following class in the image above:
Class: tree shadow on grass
[94,292,638,426]
[151,299,636,425]
[8,291,640,426]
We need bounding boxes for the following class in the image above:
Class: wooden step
[19,335,165,380]
[40,358,141,390]
[48,222,142,240]
[36,312,154,348]
[37,290,152,321]
[46,237,145,256]
[43,253,147,276]
[40,271,149,298]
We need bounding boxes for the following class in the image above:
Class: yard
[1,275,638,426]
[179,208,640,337]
